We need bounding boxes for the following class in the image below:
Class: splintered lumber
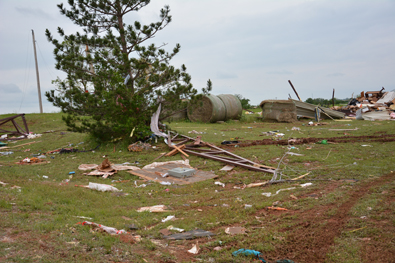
[267,206,288,211]
[246,181,269,188]
[165,144,186,157]
[172,144,189,157]
[174,133,276,174]
[290,172,310,181]
[194,136,202,145]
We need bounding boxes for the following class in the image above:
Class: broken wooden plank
[165,145,186,157]
[172,144,189,157]
[183,149,274,173]
[220,165,235,171]
[290,172,310,181]
[175,139,190,147]
[246,181,269,188]
[194,136,202,145]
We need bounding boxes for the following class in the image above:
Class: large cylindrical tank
[187,94,242,123]
[187,94,226,123]
[217,94,242,120]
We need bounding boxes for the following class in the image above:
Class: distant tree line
[235,94,252,109]
[304,98,350,107]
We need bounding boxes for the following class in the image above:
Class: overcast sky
[1,0,394,114]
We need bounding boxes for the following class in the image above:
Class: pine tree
[45,0,211,141]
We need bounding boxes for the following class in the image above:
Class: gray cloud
[267,70,293,75]
[15,7,54,20]
[327,73,344,77]
[216,71,238,79]
[1,0,395,111]
[0,83,22,93]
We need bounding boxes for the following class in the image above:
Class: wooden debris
[290,172,310,181]
[267,206,288,211]
[246,181,268,188]
[172,144,189,157]
[194,136,202,145]
[165,144,186,157]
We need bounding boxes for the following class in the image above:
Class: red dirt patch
[222,134,395,148]
[261,173,395,262]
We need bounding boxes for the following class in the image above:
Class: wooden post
[332,89,335,107]
[31,30,43,113]
[288,80,301,101]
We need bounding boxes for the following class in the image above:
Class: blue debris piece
[232,249,295,263]
[232,249,267,263]
[69,171,75,175]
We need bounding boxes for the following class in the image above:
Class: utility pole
[31,29,43,113]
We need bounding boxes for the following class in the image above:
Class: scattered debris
[0,151,13,156]
[129,160,217,185]
[27,133,42,139]
[128,141,151,152]
[163,229,215,240]
[159,228,172,236]
[78,221,127,235]
[17,157,47,165]
[267,206,288,211]
[247,181,268,188]
[167,225,184,232]
[214,181,225,188]
[262,187,295,197]
[232,249,267,262]
[137,205,170,213]
[0,114,30,141]
[220,165,235,171]
[74,216,93,220]
[78,182,121,192]
[80,159,140,178]
[161,215,175,223]
[168,133,275,174]
[225,227,246,235]
[187,242,200,254]
[126,224,139,230]
[221,140,239,145]
[188,130,204,134]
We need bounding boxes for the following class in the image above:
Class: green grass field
[1,112,394,262]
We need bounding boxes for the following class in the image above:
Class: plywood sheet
[128,163,217,185]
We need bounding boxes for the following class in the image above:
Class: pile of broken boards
[155,134,276,175]
[259,99,345,123]
[332,88,395,120]
[80,134,277,184]
[79,158,219,185]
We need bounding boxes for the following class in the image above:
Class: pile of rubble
[331,88,395,120]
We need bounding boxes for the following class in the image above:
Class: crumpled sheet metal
[150,103,168,138]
